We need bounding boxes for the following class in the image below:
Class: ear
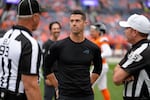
[132,29,138,37]
[84,21,89,26]
[32,13,40,22]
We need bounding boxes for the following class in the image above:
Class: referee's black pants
[0,88,27,100]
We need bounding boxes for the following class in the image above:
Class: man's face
[90,27,99,39]
[69,14,86,34]
[51,23,61,39]
[124,27,134,44]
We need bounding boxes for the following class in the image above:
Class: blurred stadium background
[0,0,150,100]
[0,0,150,56]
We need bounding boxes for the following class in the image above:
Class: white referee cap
[119,14,150,34]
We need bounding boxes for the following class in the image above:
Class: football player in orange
[90,23,112,100]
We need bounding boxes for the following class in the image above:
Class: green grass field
[40,63,123,100]
[94,63,123,100]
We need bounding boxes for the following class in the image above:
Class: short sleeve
[20,41,41,75]
[119,46,149,75]
[92,46,102,75]
[44,42,58,76]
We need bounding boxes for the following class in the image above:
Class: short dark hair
[70,10,86,21]
[49,21,61,30]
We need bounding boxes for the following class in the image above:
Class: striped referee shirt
[0,25,41,94]
[119,39,150,98]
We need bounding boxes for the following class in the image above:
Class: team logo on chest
[83,49,90,54]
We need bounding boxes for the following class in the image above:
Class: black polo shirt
[44,37,102,97]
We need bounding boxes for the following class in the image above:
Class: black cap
[17,0,40,16]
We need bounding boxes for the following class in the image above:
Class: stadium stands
[0,0,149,56]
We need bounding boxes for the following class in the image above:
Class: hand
[45,79,52,86]
[55,88,59,100]
[124,76,134,83]
[46,73,58,88]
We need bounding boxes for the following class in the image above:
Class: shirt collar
[12,25,32,36]
[132,39,149,48]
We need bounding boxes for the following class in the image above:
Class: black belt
[0,88,27,100]
[0,88,24,95]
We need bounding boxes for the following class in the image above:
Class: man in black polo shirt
[44,10,102,100]
[113,14,150,100]
[43,21,61,100]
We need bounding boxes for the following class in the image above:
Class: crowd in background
[0,0,150,57]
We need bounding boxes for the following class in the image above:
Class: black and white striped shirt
[0,25,41,94]
[119,39,150,98]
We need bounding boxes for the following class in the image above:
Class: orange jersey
[91,36,110,64]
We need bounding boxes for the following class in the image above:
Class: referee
[113,14,150,100]
[0,0,42,100]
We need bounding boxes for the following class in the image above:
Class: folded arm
[113,64,132,85]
